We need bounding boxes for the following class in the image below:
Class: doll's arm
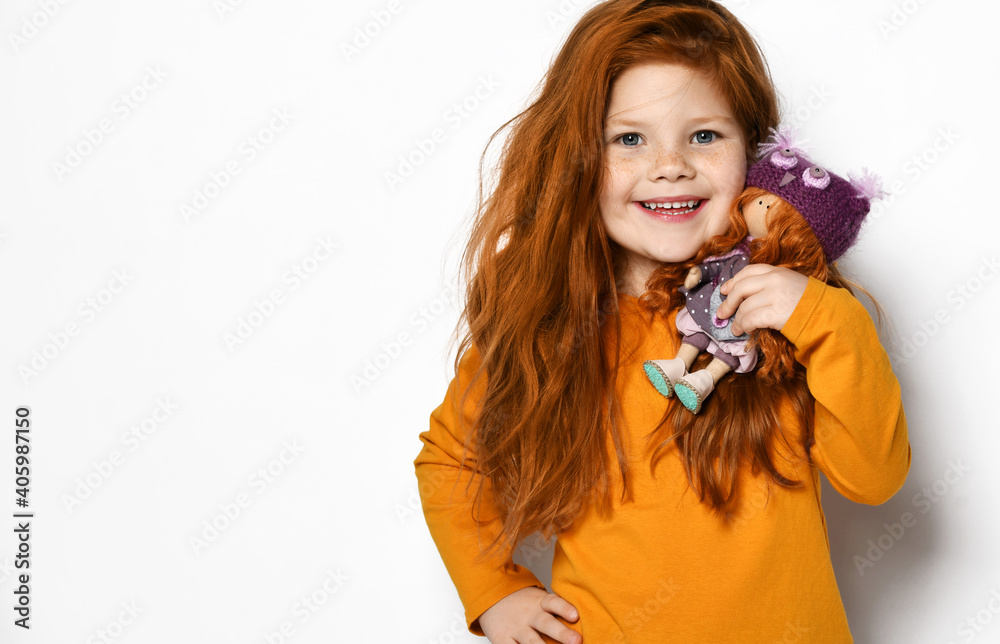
[683,266,702,290]
[683,260,724,291]
[414,346,547,635]
[780,277,911,505]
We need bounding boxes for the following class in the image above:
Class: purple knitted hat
[746,126,885,263]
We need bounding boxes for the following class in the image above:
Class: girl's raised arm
[780,276,911,504]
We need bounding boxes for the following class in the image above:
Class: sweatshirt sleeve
[413,344,546,635]
[780,276,912,505]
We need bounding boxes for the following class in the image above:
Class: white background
[1,0,997,642]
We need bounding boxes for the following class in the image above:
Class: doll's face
[744,193,779,238]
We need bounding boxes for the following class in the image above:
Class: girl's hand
[715,264,809,337]
[478,586,582,644]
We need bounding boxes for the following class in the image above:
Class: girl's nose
[649,149,694,182]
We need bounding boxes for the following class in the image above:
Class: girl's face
[599,61,748,289]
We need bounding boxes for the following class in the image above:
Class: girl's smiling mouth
[635,197,706,221]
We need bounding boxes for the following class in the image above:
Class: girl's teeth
[642,200,699,210]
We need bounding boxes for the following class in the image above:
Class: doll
[643,127,884,413]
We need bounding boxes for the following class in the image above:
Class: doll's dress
[643,238,759,410]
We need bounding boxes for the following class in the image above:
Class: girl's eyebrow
[605,115,737,128]
[606,116,649,129]
[688,115,737,126]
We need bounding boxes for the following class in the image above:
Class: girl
[414,2,910,642]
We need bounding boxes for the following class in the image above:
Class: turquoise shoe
[643,358,687,398]
[673,369,715,414]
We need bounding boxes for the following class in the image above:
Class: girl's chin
[650,247,703,265]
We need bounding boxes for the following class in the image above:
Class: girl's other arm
[414,345,581,642]
[779,276,911,504]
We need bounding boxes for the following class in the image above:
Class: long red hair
[447,0,781,566]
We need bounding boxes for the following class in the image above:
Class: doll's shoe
[643,358,687,398]
[673,369,715,414]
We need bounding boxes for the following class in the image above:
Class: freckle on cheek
[606,157,634,171]
[702,148,728,167]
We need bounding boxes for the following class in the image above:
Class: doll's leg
[643,338,705,398]
[643,307,709,398]
[705,357,734,382]
[676,342,702,370]
[674,354,736,414]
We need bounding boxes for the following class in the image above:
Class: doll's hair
[640,187,867,519]
[446,0,781,566]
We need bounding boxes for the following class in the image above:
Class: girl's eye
[617,133,642,147]
[692,131,716,145]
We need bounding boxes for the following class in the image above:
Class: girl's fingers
[530,615,582,644]
[511,632,542,644]
[537,594,582,644]
[516,631,548,644]
[725,269,809,335]
[715,273,771,321]
[721,263,775,294]
[729,295,766,336]
[540,593,579,622]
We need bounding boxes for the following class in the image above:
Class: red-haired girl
[414,2,910,642]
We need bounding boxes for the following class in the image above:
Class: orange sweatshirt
[414,277,911,643]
